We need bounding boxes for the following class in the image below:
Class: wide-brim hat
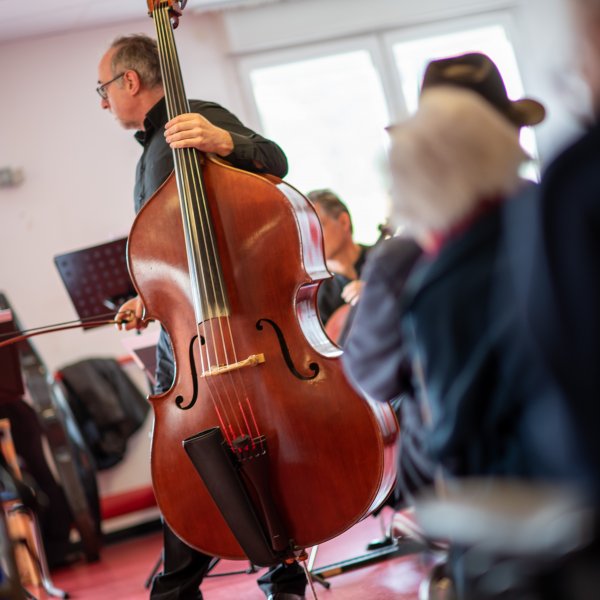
[421,52,545,127]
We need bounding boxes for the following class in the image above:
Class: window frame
[237,34,398,133]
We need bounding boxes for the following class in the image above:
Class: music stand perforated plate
[0,310,25,399]
[54,238,136,328]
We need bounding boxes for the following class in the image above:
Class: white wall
[0,0,586,375]
[0,12,242,374]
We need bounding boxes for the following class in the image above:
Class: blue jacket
[401,205,586,484]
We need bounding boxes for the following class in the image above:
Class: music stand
[54,238,136,327]
[0,310,25,400]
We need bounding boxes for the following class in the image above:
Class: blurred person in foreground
[387,62,585,499]
[497,10,600,594]
[503,0,600,504]
[343,53,572,510]
[381,52,596,597]
[307,189,371,337]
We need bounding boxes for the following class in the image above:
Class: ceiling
[0,0,279,44]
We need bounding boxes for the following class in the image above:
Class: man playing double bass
[97,34,306,600]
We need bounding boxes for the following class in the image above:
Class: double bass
[130,0,398,562]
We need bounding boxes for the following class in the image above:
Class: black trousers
[152,337,306,598]
[149,522,306,599]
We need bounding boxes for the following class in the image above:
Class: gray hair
[306,189,353,233]
[388,87,527,236]
[110,34,162,89]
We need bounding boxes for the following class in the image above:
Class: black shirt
[317,244,371,325]
[133,97,288,212]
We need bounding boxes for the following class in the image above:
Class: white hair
[387,86,528,236]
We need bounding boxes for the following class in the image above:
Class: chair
[0,419,68,599]
[0,504,26,599]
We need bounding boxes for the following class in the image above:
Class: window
[245,44,392,245]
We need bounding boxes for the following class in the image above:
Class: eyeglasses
[96,72,126,100]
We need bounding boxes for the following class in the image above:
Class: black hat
[421,52,545,127]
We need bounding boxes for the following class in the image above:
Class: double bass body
[128,155,398,559]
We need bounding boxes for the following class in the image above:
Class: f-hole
[256,318,319,380]
[176,334,205,410]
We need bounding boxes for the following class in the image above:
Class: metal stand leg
[306,546,330,589]
[20,587,36,600]
[144,552,164,589]
[144,551,256,589]
[206,559,257,578]
[300,556,321,600]
[0,506,26,600]
[308,525,424,587]
[366,510,396,550]
[8,505,68,599]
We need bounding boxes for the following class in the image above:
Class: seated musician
[307,189,372,343]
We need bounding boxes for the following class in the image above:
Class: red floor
[33,509,431,599]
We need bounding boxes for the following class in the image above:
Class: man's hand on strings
[115,296,147,331]
[164,113,234,157]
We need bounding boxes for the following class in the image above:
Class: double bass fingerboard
[152,3,230,324]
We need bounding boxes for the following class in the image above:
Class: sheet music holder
[0,309,25,399]
[54,238,136,328]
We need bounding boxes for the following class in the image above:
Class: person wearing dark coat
[342,53,558,508]
[387,63,582,484]
[491,3,600,594]
[502,0,600,503]
[385,57,593,599]
[307,189,372,333]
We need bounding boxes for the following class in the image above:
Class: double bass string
[161,26,248,447]
[154,7,233,439]
[156,5,260,449]
[156,6,259,447]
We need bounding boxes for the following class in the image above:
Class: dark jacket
[343,236,422,402]
[59,358,149,469]
[401,206,585,482]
